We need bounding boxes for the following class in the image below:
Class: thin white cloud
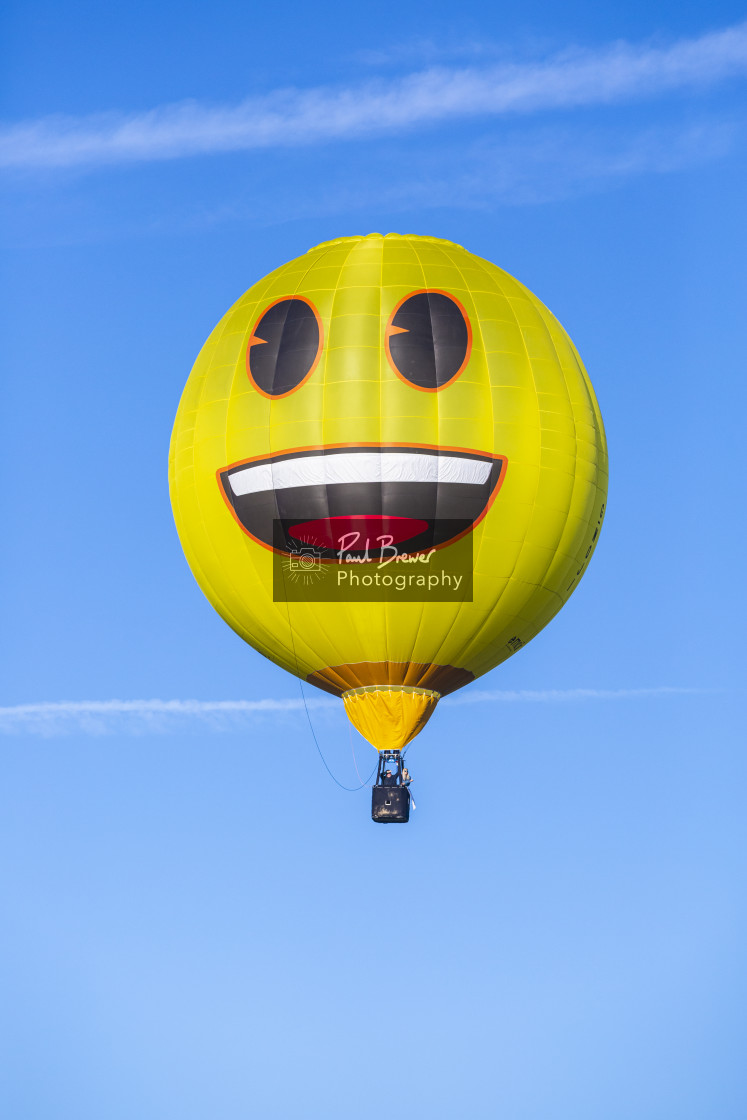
[352,36,516,68]
[0,687,708,736]
[445,686,708,705]
[1,21,746,170]
[299,119,736,216]
[0,697,336,737]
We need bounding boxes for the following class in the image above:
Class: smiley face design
[170,234,607,709]
[218,289,506,559]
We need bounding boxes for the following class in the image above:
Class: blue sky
[1,3,746,1118]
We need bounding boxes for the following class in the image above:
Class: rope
[349,720,380,788]
[298,678,377,792]
[270,469,412,796]
[273,500,375,793]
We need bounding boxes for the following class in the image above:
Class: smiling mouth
[218,444,507,557]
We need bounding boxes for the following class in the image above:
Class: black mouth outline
[217,443,507,558]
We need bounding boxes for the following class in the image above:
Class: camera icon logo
[284,543,324,586]
[288,547,322,573]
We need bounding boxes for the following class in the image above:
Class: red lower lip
[289,515,429,549]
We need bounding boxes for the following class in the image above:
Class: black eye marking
[385,290,472,391]
[247,297,322,398]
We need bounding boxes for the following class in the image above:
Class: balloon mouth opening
[218,444,507,556]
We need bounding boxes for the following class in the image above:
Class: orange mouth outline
[217,442,508,557]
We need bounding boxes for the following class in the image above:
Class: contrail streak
[444,686,709,705]
[0,688,708,736]
[2,22,746,169]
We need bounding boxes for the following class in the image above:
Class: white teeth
[228,452,491,498]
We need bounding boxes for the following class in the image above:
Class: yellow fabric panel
[343,687,440,752]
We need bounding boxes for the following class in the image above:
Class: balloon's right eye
[385,290,471,391]
[247,297,322,398]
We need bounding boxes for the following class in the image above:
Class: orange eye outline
[384,289,473,393]
[246,295,324,400]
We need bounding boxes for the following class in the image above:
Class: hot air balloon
[169,234,607,821]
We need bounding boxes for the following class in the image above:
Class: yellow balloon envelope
[169,234,607,752]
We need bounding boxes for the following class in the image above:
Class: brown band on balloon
[306,662,474,697]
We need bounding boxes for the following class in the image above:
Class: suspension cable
[298,679,377,792]
[274,516,376,793]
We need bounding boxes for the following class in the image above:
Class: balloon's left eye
[247,297,322,398]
